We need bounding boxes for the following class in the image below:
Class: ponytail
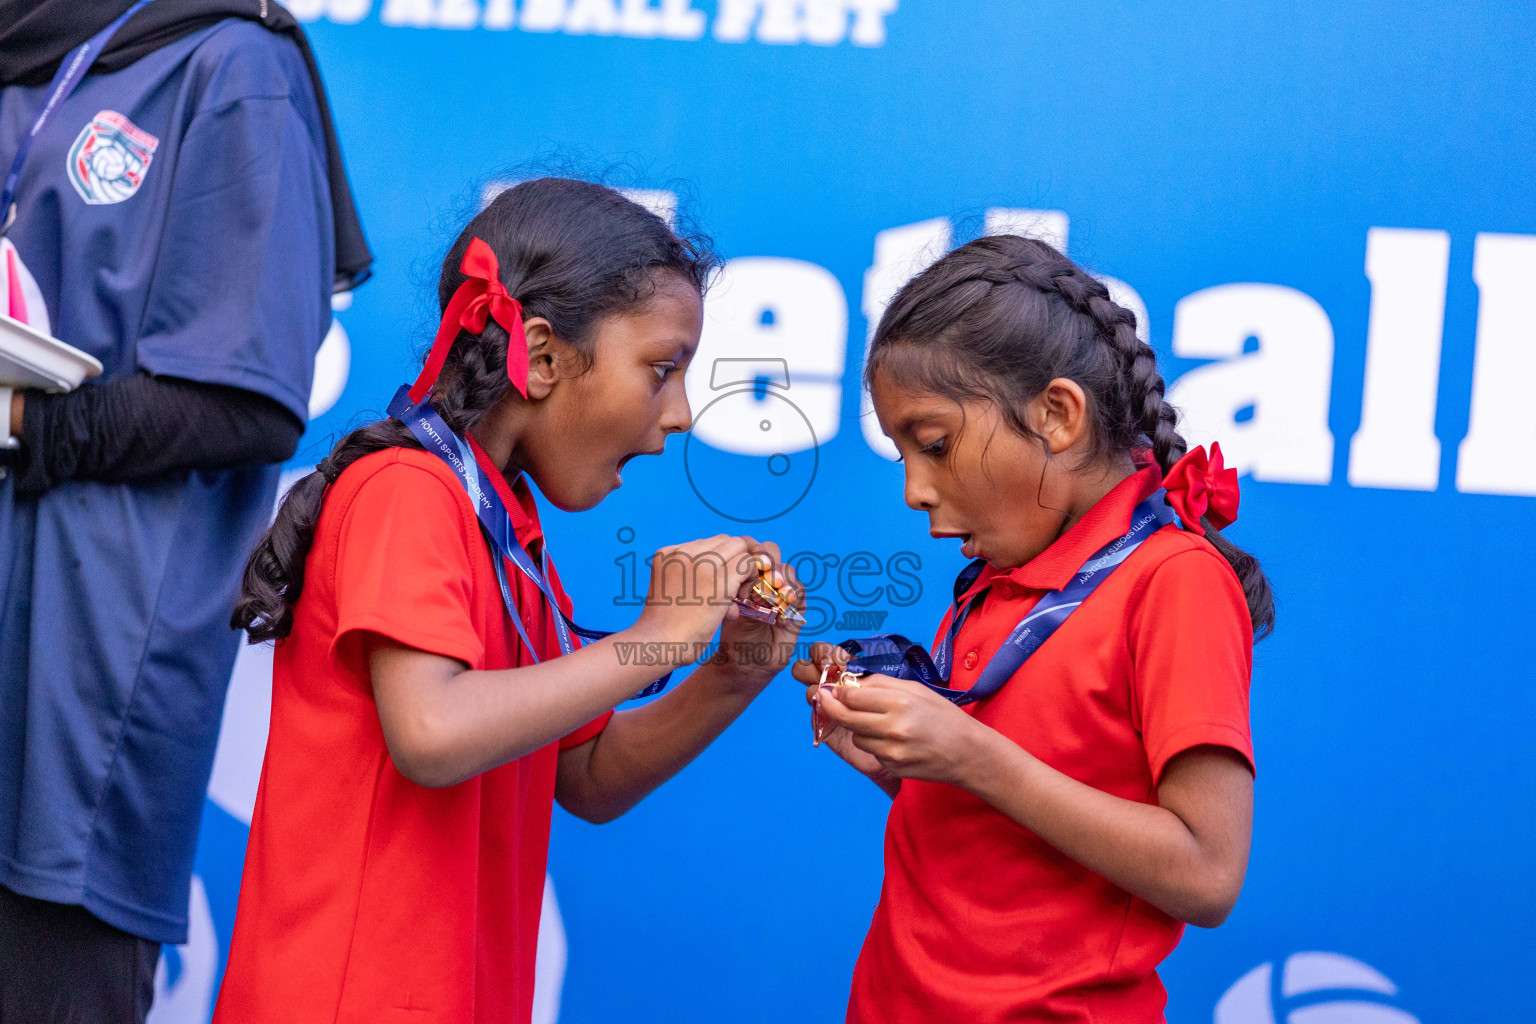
[867,234,1275,639]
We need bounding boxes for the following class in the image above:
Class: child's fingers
[744,536,779,568]
[672,533,729,555]
[731,536,781,568]
[849,732,902,764]
[832,679,914,715]
[661,534,736,583]
[734,537,780,590]
[811,641,846,667]
[674,533,747,562]
[740,539,801,601]
[718,535,756,563]
[700,535,761,593]
[789,643,851,685]
[656,534,750,599]
[789,659,825,686]
[846,672,927,697]
[734,538,805,602]
[815,685,888,734]
[780,561,806,607]
[729,536,763,579]
[662,534,781,617]
[800,641,848,671]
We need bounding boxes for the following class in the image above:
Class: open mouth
[931,528,977,558]
[616,448,666,478]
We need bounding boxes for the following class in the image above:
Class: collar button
[962,650,979,671]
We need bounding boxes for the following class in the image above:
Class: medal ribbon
[1,0,156,234]
[388,385,669,699]
[838,495,1177,707]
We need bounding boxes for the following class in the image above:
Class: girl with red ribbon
[792,235,1273,1024]
[216,179,804,1024]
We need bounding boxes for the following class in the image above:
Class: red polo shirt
[215,442,610,1024]
[847,461,1255,1024]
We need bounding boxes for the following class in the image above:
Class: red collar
[467,434,543,546]
[961,461,1165,600]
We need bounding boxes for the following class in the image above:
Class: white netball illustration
[1215,952,1420,1024]
[66,111,159,206]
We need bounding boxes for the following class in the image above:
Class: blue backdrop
[167,4,1536,1023]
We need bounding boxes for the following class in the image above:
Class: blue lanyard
[388,385,669,698]
[1,0,156,233]
[838,495,1176,707]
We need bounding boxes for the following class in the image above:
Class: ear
[1030,377,1091,455]
[520,316,562,401]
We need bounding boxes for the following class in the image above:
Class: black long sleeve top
[7,374,304,499]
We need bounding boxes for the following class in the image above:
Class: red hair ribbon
[1162,442,1240,536]
[406,237,529,404]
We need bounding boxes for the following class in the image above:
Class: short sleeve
[331,464,485,671]
[135,63,333,421]
[1129,549,1256,784]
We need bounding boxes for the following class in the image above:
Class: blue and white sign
[160,4,1535,1022]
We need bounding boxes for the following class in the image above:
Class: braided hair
[867,234,1273,638]
[233,178,718,643]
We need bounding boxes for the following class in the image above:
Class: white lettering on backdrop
[1457,233,1536,496]
[842,214,1532,495]
[1169,283,1337,484]
[292,0,899,43]
[1348,228,1452,490]
[858,216,952,460]
[688,256,848,453]
[317,182,1536,498]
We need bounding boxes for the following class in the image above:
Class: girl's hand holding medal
[794,642,993,793]
[635,536,804,684]
[634,535,768,651]
[791,644,903,796]
[717,544,806,686]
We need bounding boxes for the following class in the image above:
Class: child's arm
[369,534,764,790]
[554,542,806,822]
[813,676,1253,928]
[552,659,767,823]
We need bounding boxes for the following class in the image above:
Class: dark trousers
[0,884,158,1024]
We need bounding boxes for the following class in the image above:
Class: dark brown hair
[232,177,717,642]
[867,234,1273,638]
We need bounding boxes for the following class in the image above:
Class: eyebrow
[893,411,941,436]
[642,339,689,359]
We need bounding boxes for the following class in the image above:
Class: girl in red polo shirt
[796,235,1271,1024]
[214,178,803,1024]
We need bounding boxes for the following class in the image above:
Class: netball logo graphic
[1216,951,1420,1024]
[67,111,159,205]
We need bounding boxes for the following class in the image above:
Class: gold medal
[735,553,805,627]
[811,661,862,746]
